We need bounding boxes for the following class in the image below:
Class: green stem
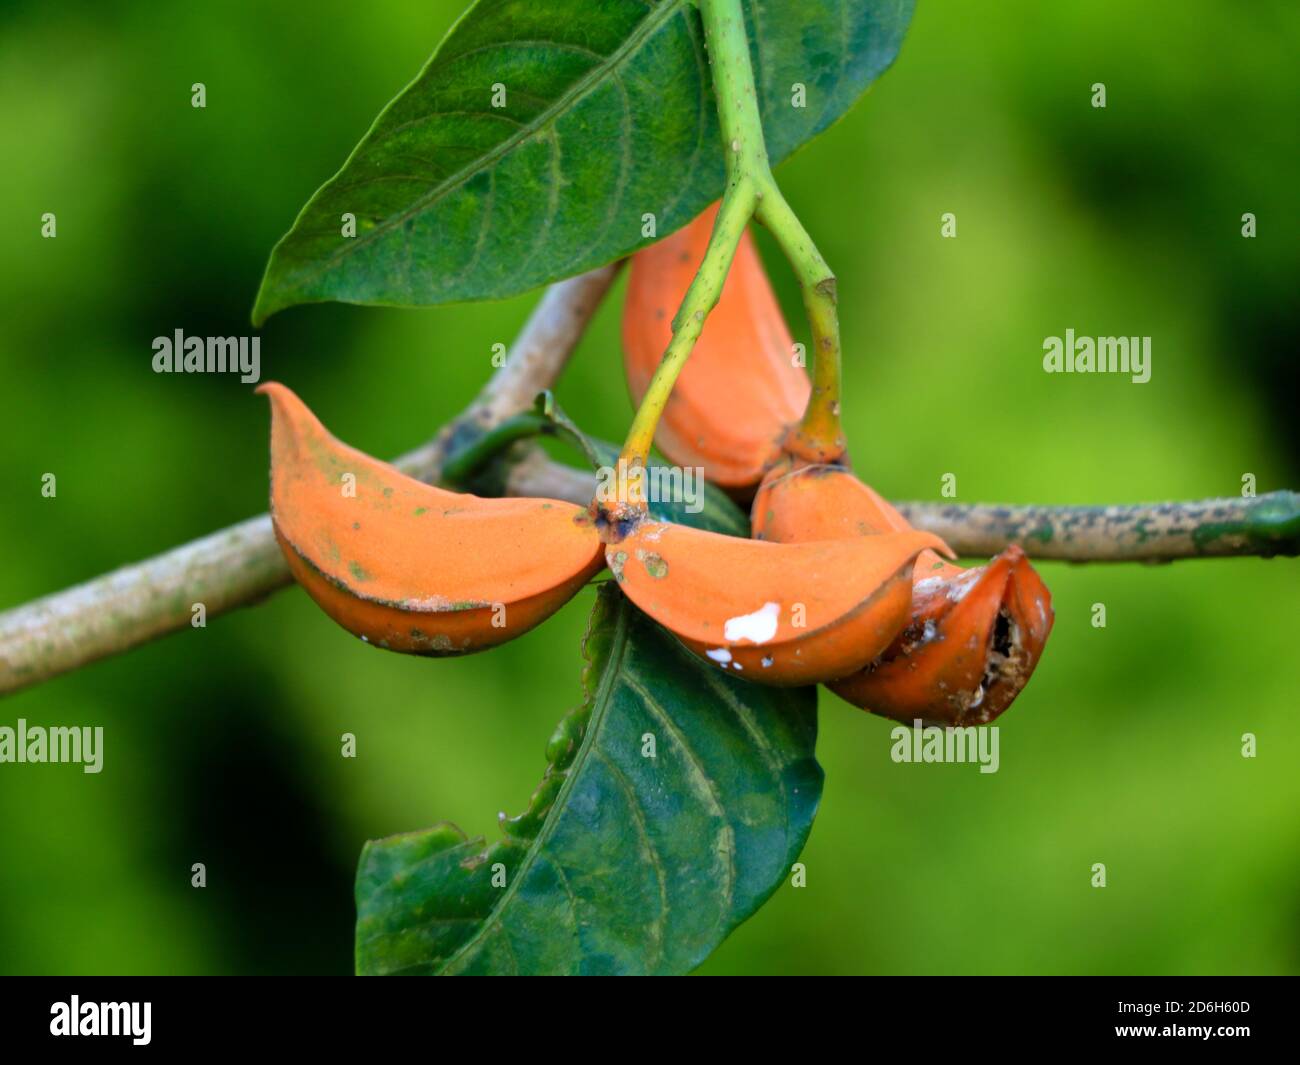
[616,0,770,474]
[755,185,845,461]
[617,0,847,481]
[617,186,755,470]
[440,412,550,486]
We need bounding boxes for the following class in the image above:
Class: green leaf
[530,391,752,537]
[355,582,821,975]
[253,0,915,323]
[445,391,751,534]
[643,470,749,537]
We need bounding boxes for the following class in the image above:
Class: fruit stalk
[618,0,846,473]
[617,187,755,471]
[755,187,845,462]
[617,0,768,472]
[439,411,552,488]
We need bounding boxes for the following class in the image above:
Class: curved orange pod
[260,382,604,655]
[751,462,1053,723]
[753,457,914,542]
[608,520,950,686]
[623,202,810,493]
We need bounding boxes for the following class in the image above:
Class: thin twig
[895,493,1300,562]
[0,264,620,697]
[488,472,1300,562]
[3,260,1295,698]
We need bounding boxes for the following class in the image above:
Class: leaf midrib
[284,0,691,291]
[436,593,633,975]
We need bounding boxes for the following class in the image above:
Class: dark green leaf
[531,390,607,471]
[355,582,821,975]
[643,470,749,537]
[530,391,752,536]
[449,392,751,534]
[253,0,915,323]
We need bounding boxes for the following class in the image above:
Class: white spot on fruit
[724,601,780,644]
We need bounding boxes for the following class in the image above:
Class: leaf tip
[250,285,279,329]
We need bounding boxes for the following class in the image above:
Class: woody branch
[0,265,619,697]
[1,270,1297,698]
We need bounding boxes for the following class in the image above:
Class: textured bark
[0,265,619,696]
[2,255,1295,695]
[895,493,1300,562]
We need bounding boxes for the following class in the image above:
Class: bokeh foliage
[0,0,1296,974]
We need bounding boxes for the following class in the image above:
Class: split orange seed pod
[623,202,810,494]
[752,460,1053,723]
[260,383,604,655]
[607,518,950,686]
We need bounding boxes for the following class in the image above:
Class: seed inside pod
[751,460,1053,723]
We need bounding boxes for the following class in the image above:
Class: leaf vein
[434,594,633,974]
[437,37,609,70]
[442,165,497,292]
[535,850,583,964]
[512,125,563,281]
[623,671,736,910]
[658,4,711,220]
[570,68,635,275]
[282,0,686,290]
[592,745,667,970]
[693,658,794,849]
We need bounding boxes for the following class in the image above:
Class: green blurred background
[2,0,1297,975]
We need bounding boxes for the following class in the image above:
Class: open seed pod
[752,460,1053,723]
[260,383,604,655]
[623,202,810,494]
[607,519,949,686]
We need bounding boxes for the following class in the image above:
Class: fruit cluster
[261,205,1053,727]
